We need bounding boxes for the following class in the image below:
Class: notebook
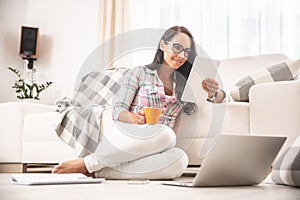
[164,134,286,187]
[11,173,105,185]
[181,56,220,104]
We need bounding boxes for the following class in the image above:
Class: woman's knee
[131,124,176,153]
[157,125,176,148]
[109,122,176,151]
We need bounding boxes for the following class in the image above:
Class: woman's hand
[129,109,146,124]
[202,78,226,103]
[202,78,219,98]
[118,110,146,125]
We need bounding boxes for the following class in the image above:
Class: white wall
[0,0,100,105]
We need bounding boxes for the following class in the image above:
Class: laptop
[164,134,286,187]
[181,56,220,104]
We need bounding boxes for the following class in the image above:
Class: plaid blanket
[54,67,129,157]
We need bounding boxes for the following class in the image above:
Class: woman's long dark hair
[146,26,197,115]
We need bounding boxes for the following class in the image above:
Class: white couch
[0,53,299,171]
[176,53,300,164]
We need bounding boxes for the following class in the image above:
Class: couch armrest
[0,102,24,162]
[249,80,300,155]
[0,102,56,163]
[21,102,57,115]
[23,112,77,163]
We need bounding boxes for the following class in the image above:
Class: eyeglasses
[165,41,192,58]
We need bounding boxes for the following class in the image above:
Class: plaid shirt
[112,66,184,129]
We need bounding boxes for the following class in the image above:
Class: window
[124,0,300,65]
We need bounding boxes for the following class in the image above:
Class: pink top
[112,66,184,129]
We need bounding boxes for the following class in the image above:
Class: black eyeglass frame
[164,40,192,58]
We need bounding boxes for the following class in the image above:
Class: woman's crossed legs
[53,122,188,179]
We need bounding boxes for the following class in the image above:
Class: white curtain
[77,0,131,81]
[97,0,130,68]
[124,0,300,62]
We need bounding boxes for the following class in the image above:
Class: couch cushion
[230,60,300,102]
[271,136,300,187]
[218,53,289,93]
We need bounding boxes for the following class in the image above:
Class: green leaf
[8,67,53,100]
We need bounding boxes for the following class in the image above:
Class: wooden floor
[1,163,299,200]
[1,173,300,200]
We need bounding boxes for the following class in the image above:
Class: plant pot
[21,98,39,103]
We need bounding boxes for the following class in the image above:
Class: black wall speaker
[19,26,40,60]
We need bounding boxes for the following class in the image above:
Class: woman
[113,26,225,127]
[53,26,226,179]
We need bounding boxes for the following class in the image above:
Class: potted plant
[8,67,53,100]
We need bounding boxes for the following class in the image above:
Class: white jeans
[83,121,188,179]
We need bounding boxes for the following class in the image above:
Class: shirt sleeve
[112,66,142,120]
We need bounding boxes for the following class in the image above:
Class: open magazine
[11,173,105,185]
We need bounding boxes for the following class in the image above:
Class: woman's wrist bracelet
[207,90,218,102]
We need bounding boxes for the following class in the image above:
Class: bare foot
[52,158,88,174]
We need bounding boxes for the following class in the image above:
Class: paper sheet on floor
[11,173,105,185]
